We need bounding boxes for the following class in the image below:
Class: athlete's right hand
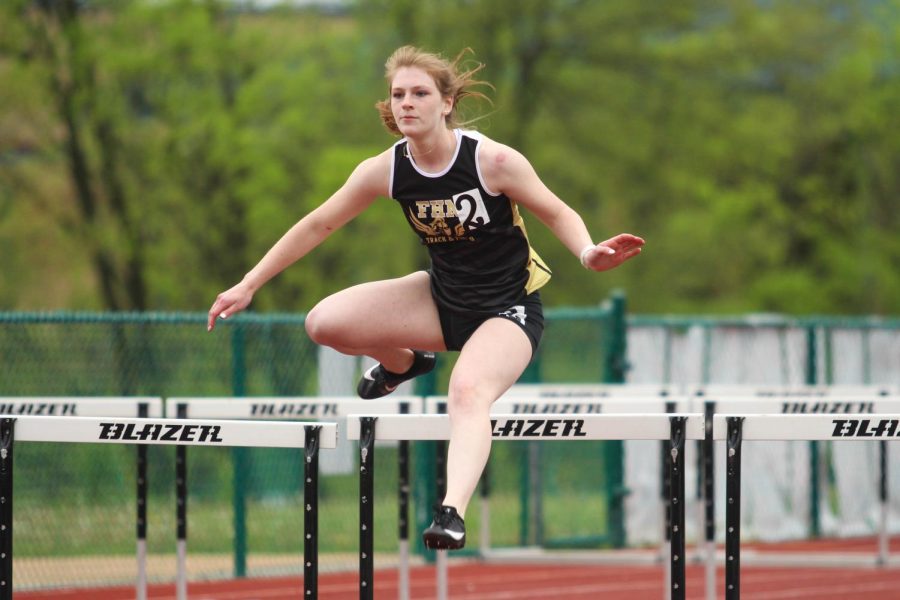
[207,282,254,331]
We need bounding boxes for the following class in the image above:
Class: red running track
[16,563,900,600]
[16,538,900,600]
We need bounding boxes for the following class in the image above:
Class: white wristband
[579,244,594,268]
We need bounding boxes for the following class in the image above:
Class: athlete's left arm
[479,139,644,271]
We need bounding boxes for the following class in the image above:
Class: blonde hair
[375,46,493,136]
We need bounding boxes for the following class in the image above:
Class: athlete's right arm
[207,151,392,331]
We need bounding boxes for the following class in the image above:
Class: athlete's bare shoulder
[345,146,395,198]
[472,133,532,193]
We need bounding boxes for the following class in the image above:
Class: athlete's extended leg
[423,317,533,549]
[444,318,532,514]
[304,271,446,372]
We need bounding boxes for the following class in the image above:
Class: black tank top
[390,129,551,314]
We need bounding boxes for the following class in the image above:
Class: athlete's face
[390,67,452,137]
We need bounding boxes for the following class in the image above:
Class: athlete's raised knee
[304,303,345,347]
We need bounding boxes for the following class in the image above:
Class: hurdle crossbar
[0,396,163,418]
[348,413,704,600]
[713,412,900,600]
[714,412,900,441]
[165,396,419,420]
[347,412,703,441]
[0,415,335,447]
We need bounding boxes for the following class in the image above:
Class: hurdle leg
[878,440,889,565]
[398,439,410,600]
[668,416,686,600]
[175,404,187,600]
[695,440,704,567]
[136,403,149,600]
[175,405,188,600]
[725,417,744,600]
[359,417,377,600]
[304,426,321,599]
[661,402,675,600]
[703,401,716,600]
[398,400,412,600]
[136,443,148,600]
[434,434,448,600]
[0,419,15,600]
[176,446,187,600]
[660,438,671,600]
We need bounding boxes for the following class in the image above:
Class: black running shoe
[423,504,466,550]
[357,350,436,399]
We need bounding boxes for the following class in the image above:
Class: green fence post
[603,291,628,383]
[232,322,248,577]
[806,325,820,539]
[604,292,627,548]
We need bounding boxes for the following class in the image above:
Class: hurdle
[347,412,704,600]
[694,392,900,593]
[0,397,162,600]
[479,386,900,600]
[712,412,900,599]
[0,413,335,600]
[476,394,693,600]
[167,396,419,600]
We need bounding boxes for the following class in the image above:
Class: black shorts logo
[498,305,526,326]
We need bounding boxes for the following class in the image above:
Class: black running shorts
[437,291,544,355]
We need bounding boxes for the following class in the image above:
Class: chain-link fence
[8,307,897,590]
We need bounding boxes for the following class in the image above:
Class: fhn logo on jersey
[99,422,225,443]
[831,418,900,438]
[491,418,587,438]
[409,188,491,243]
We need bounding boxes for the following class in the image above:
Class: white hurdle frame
[696,395,900,565]
[713,413,900,600]
[482,386,899,600]
[0,412,335,600]
[167,396,420,600]
[347,412,704,600]
[692,391,900,600]
[0,397,162,600]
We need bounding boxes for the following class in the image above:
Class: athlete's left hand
[582,233,645,272]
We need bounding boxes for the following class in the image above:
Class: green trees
[1,0,897,315]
